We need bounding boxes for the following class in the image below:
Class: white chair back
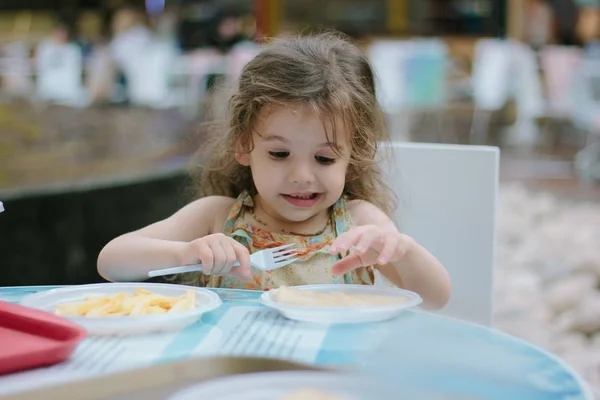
[572,58,600,181]
[402,39,448,109]
[472,39,544,145]
[571,57,600,134]
[471,39,513,111]
[367,39,409,113]
[368,39,448,112]
[379,142,499,326]
[539,45,583,118]
[511,41,546,121]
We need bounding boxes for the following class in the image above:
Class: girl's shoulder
[345,198,369,217]
[345,199,388,227]
[130,195,237,243]
[193,196,237,234]
[186,195,236,212]
[177,195,237,236]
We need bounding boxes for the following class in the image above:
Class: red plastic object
[0,300,87,375]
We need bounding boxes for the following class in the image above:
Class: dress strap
[330,196,353,284]
[332,195,351,237]
[222,190,252,236]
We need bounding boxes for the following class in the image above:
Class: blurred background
[0,0,599,395]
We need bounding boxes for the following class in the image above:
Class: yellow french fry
[55,289,196,317]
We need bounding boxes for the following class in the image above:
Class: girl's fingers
[230,241,252,280]
[195,242,214,274]
[221,240,238,273]
[329,228,365,254]
[331,254,365,276]
[353,231,378,255]
[209,241,228,275]
[376,236,397,265]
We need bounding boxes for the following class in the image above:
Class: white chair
[471,39,514,112]
[538,45,582,119]
[470,39,545,146]
[368,39,449,143]
[572,58,600,181]
[367,39,409,114]
[377,142,499,326]
[469,39,513,144]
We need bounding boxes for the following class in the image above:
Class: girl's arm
[97,196,235,282]
[340,200,451,310]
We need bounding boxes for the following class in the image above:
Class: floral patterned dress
[199,190,374,290]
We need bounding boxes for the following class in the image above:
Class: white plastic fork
[147,244,298,278]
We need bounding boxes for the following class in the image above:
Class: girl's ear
[235,152,250,166]
[235,140,251,166]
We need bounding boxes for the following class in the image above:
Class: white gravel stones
[493,183,600,394]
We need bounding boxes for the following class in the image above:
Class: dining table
[0,285,594,400]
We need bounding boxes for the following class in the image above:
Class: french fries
[54,288,196,317]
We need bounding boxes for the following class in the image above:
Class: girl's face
[236,106,351,224]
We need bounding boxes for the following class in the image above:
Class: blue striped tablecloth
[0,286,593,399]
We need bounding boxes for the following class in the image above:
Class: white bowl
[20,282,222,336]
[260,284,422,324]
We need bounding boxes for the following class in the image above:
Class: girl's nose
[288,162,315,184]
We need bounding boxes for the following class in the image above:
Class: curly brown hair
[194,32,395,216]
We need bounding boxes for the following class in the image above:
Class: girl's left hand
[328,225,414,276]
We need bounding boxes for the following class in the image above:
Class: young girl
[97,33,451,310]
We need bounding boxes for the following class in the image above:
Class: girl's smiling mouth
[281,192,323,207]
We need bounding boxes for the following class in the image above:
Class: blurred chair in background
[470,39,545,148]
[368,39,450,143]
[538,45,583,149]
[572,56,600,182]
[470,39,513,145]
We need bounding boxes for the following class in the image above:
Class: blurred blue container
[402,40,448,108]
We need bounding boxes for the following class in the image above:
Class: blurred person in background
[110,6,152,66]
[34,15,85,104]
[76,12,105,60]
[81,12,118,104]
[524,0,554,49]
[577,5,600,54]
[109,6,153,103]
[38,16,76,52]
[523,0,598,47]
[546,0,580,45]
[205,8,251,54]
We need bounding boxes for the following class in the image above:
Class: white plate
[260,284,422,324]
[20,282,222,336]
[168,371,397,400]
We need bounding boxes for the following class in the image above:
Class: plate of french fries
[20,283,222,336]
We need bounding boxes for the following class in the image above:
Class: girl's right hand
[180,234,252,280]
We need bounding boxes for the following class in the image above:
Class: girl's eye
[315,155,336,165]
[268,151,289,160]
